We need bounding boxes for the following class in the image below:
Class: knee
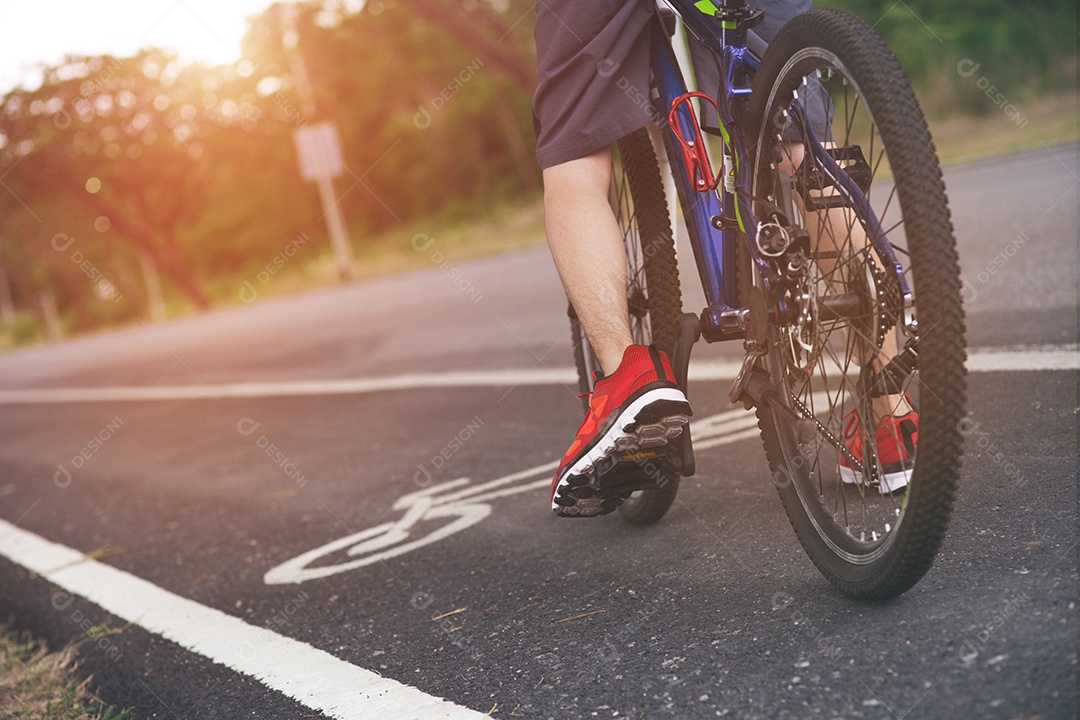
[543,147,612,195]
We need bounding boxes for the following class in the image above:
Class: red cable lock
[667,92,720,192]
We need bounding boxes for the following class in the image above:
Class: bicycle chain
[788,391,874,482]
[781,250,899,486]
[864,249,902,349]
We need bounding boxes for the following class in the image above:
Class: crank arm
[672,312,702,477]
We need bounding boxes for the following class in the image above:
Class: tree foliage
[817,0,1077,113]
[0,0,538,334]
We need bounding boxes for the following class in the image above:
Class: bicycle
[567,0,966,600]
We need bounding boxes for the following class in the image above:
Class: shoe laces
[578,369,607,400]
[842,406,861,441]
[844,393,915,439]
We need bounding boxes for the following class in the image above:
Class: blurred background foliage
[817,0,1077,110]
[0,0,1074,342]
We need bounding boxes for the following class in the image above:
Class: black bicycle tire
[567,126,684,525]
[568,304,592,404]
[745,9,967,599]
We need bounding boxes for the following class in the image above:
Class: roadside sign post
[292,122,352,282]
[281,4,353,282]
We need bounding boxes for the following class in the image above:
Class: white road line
[0,369,580,404]
[0,345,1073,405]
[0,519,487,720]
[964,344,1078,372]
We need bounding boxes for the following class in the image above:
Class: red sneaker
[838,403,918,494]
[550,345,691,517]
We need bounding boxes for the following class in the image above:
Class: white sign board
[293,121,345,182]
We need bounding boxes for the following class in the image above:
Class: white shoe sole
[839,464,912,494]
[551,387,690,515]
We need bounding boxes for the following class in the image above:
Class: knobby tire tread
[615,128,683,525]
[746,9,966,599]
[568,126,683,525]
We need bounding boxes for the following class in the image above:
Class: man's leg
[544,145,691,517]
[543,146,632,375]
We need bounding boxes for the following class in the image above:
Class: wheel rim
[754,50,923,560]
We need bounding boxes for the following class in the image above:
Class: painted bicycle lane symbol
[264,462,555,584]
[264,407,762,585]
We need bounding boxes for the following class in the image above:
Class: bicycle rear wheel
[746,9,966,599]
[568,126,684,525]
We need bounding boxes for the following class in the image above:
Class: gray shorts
[533,0,812,169]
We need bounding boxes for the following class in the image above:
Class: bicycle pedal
[794,144,872,211]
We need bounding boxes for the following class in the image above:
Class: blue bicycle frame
[653,0,911,345]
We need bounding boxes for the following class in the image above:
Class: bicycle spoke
[746,8,964,598]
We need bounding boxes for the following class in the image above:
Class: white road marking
[0,345,1071,405]
[264,465,554,585]
[0,519,487,720]
[0,369,579,404]
[266,406,785,585]
[964,344,1078,372]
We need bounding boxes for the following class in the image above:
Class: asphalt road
[0,144,1076,719]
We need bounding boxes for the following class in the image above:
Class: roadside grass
[193,190,546,312]
[928,92,1078,164]
[241,190,546,303]
[0,623,129,720]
